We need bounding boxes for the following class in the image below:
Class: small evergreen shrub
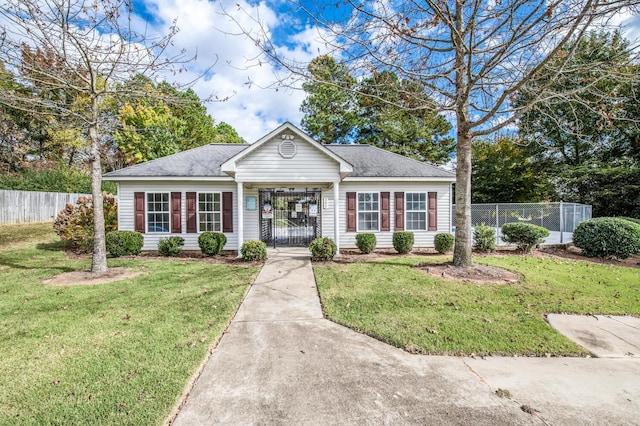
[356,233,377,254]
[573,217,640,259]
[621,217,640,225]
[198,232,227,256]
[434,233,454,253]
[105,230,143,257]
[393,231,414,254]
[501,222,550,253]
[473,224,496,253]
[309,237,337,261]
[241,240,267,261]
[53,192,118,253]
[158,236,184,257]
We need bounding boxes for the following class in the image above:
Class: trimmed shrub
[309,237,337,261]
[501,222,550,253]
[241,240,267,261]
[393,231,414,254]
[105,230,143,257]
[53,192,118,253]
[198,232,227,256]
[573,217,640,259]
[356,233,377,254]
[158,236,184,257]
[473,224,496,253]
[621,217,640,225]
[434,233,454,254]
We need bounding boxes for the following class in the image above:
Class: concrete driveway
[171,248,640,425]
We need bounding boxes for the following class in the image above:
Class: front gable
[221,122,353,183]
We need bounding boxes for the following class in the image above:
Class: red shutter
[394,192,404,231]
[171,192,182,233]
[428,192,437,231]
[186,192,197,233]
[134,192,145,233]
[222,192,233,233]
[346,192,356,232]
[380,192,390,231]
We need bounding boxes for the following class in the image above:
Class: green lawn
[314,255,640,357]
[0,223,259,425]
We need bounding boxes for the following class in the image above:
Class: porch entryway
[259,189,321,247]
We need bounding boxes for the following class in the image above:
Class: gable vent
[279,140,297,158]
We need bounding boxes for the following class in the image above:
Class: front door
[259,189,321,247]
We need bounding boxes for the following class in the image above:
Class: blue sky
[133,0,640,143]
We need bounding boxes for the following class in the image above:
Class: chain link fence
[453,202,592,245]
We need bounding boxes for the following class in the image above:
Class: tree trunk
[89,115,108,274]
[453,126,473,267]
[452,0,473,268]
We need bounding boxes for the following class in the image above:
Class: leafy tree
[235,0,637,267]
[114,77,243,165]
[517,31,640,217]
[0,0,200,273]
[301,56,360,144]
[301,58,454,164]
[357,71,454,164]
[471,137,552,203]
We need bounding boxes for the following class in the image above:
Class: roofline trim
[102,176,236,182]
[342,176,456,182]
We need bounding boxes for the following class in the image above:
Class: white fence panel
[0,190,89,224]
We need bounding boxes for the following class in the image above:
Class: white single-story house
[103,122,456,255]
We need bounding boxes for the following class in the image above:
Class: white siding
[234,136,340,183]
[337,182,452,249]
[118,180,452,251]
[118,181,238,251]
[243,187,260,241]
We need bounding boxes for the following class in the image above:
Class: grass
[0,223,260,425]
[314,254,640,357]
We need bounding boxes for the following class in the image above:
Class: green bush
[0,161,117,194]
[473,224,496,253]
[355,233,377,254]
[241,240,267,261]
[158,236,184,257]
[53,193,118,253]
[198,232,227,256]
[621,217,640,225]
[573,217,640,259]
[105,230,143,257]
[393,231,414,254]
[309,237,337,261]
[434,233,454,253]
[501,222,550,253]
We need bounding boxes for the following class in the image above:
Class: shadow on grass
[36,241,66,251]
[0,256,76,273]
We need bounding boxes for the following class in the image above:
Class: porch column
[333,181,340,255]
[237,181,244,258]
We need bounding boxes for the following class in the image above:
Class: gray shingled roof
[103,144,249,178]
[103,142,454,179]
[326,145,454,178]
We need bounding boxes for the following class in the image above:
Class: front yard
[314,254,640,356]
[0,223,259,425]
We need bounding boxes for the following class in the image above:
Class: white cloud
[138,0,312,143]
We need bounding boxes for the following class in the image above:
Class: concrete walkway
[172,248,640,425]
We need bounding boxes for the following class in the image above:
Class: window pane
[147,193,170,232]
[198,193,222,233]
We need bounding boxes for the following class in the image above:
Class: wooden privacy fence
[0,190,90,224]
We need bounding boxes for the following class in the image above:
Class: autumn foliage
[53,193,118,253]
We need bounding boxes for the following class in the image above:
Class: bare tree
[0,0,202,273]
[228,0,640,267]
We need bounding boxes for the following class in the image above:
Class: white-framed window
[357,192,379,231]
[198,192,222,232]
[147,192,170,233]
[406,192,427,230]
